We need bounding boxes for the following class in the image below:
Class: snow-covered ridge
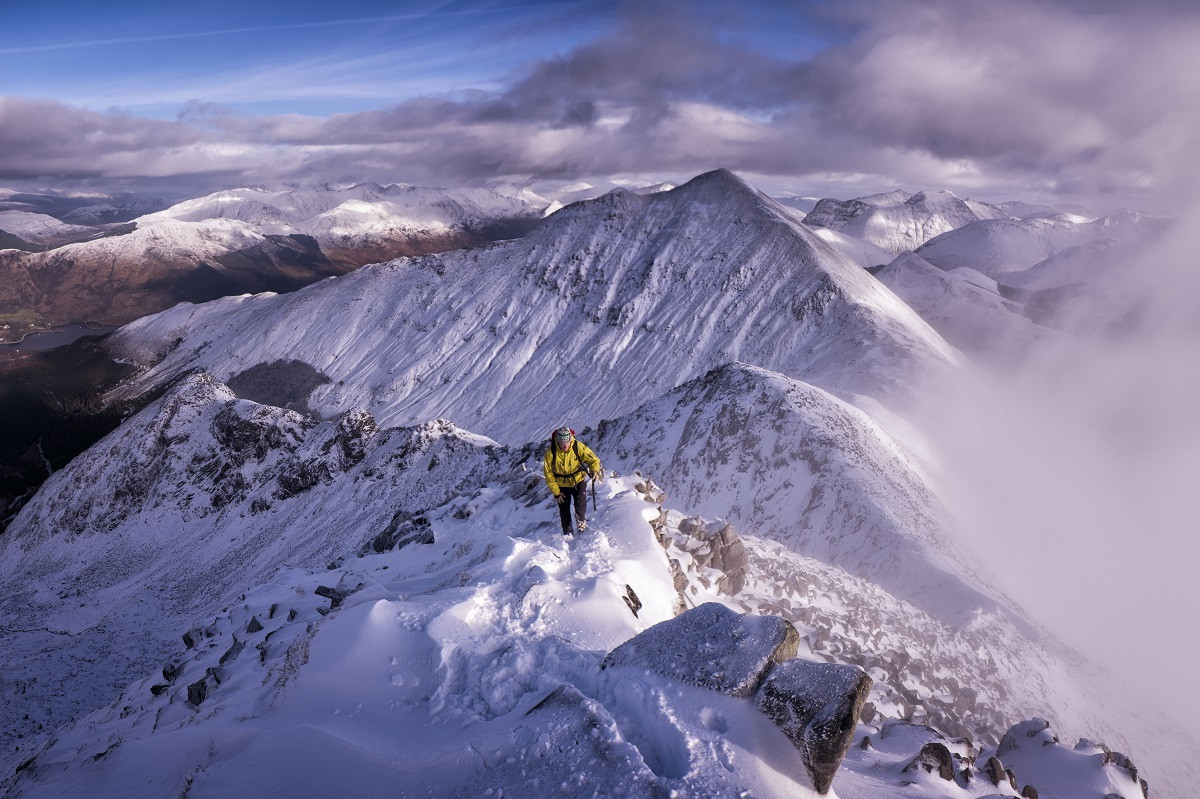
[803,189,1011,254]
[137,182,544,249]
[3,169,1191,798]
[106,169,959,443]
[913,212,1164,281]
[0,210,97,246]
[594,362,1005,626]
[875,252,1069,367]
[0,181,545,343]
[1,444,1165,798]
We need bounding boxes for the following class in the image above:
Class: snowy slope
[35,217,265,265]
[593,362,1002,625]
[811,227,894,268]
[875,252,1068,366]
[3,170,1188,799]
[8,218,279,327]
[6,364,1184,795]
[728,531,1177,798]
[0,373,509,765]
[138,182,543,263]
[804,190,1010,254]
[0,189,166,225]
[912,211,1163,281]
[138,183,540,231]
[2,439,1174,798]
[914,217,1096,279]
[0,210,95,246]
[0,183,542,342]
[106,169,959,443]
[0,370,827,798]
[998,199,1091,222]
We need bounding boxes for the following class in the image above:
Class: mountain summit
[108,169,957,443]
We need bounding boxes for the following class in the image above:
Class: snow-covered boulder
[997,719,1148,799]
[753,658,872,793]
[601,603,799,698]
[845,719,981,792]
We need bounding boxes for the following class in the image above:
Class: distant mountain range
[0,183,544,344]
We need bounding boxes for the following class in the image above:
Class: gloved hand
[592,470,603,483]
[555,494,565,505]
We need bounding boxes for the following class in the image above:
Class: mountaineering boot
[577,519,587,534]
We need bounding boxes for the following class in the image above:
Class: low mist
[918,191,1200,741]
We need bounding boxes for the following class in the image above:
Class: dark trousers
[557,482,587,533]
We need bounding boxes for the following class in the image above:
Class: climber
[543,426,603,536]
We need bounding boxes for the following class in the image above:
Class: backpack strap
[548,439,587,480]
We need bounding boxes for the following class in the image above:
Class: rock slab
[754,656,872,794]
[601,602,798,698]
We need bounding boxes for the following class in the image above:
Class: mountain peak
[108,169,954,443]
[676,167,759,198]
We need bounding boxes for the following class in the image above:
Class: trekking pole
[591,475,597,512]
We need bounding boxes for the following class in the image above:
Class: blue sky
[0,1,829,118]
[0,1,602,116]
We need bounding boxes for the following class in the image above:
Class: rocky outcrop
[674,517,747,595]
[601,603,798,698]
[997,718,1056,757]
[902,741,955,781]
[983,755,1017,788]
[275,410,378,500]
[996,718,1149,799]
[361,512,436,555]
[754,657,872,793]
[602,604,870,794]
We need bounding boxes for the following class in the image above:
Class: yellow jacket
[543,435,602,496]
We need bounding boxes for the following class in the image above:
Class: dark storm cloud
[3,0,1199,205]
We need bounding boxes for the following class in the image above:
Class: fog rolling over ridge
[923,211,1200,738]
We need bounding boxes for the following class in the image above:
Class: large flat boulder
[601,603,798,698]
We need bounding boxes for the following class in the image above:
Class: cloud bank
[2,0,1198,207]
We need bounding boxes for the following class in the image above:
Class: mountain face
[0,211,96,248]
[0,170,1190,798]
[105,169,958,443]
[137,182,543,267]
[0,373,510,762]
[0,184,543,344]
[809,227,894,268]
[803,190,1010,254]
[875,252,1068,366]
[0,189,168,226]
[593,362,1001,625]
[912,212,1164,281]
